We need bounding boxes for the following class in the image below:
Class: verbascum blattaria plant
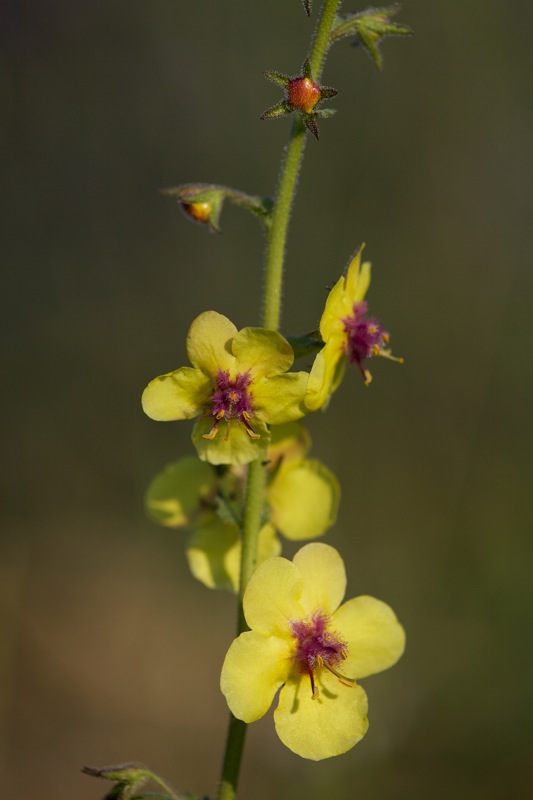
[84,3,412,799]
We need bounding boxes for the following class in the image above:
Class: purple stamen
[203,370,259,440]
[343,301,389,378]
[290,612,350,698]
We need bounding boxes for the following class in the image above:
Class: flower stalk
[262,0,342,333]
[217,2,342,798]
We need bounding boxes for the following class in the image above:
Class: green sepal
[330,5,413,70]
[302,58,313,79]
[82,763,184,800]
[319,87,338,100]
[162,183,273,231]
[303,114,320,139]
[302,0,311,16]
[260,100,292,120]
[314,108,337,119]
[264,70,290,88]
[286,332,323,361]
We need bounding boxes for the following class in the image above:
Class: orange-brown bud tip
[287,77,322,113]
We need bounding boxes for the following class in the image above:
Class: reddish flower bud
[287,77,322,114]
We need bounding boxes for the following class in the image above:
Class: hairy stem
[217,2,341,798]
[262,0,341,332]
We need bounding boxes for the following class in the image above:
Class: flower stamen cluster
[290,611,354,700]
[204,370,259,441]
[343,300,400,385]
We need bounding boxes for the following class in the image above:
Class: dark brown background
[2,1,532,798]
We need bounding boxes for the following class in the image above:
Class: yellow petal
[333,595,406,678]
[345,249,371,304]
[305,341,346,412]
[186,311,237,375]
[192,416,269,465]
[269,458,340,540]
[320,285,349,341]
[142,366,211,421]
[293,543,346,615]
[187,521,281,593]
[274,670,369,760]
[145,457,215,527]
[186,518,241,592]
[232,327,294,378]
[267,422,311,465]
[254,372,308,424]
[243,556,305,637]
[220,631,293,722]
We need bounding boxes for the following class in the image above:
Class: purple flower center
[202,370,259,441]
[343,301,389,380]
[290,612,354,699]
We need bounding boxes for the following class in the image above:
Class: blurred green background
[2,1,532,798]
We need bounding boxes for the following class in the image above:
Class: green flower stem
[217,713,247,800]
[217,3,341,799]
[217,458,266,800]
[262,0,341,332]
[143,771,181,800]
[238,458,267,625]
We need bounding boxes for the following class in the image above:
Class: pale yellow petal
[269,458,340,540]
[187,521,281,593]
[345,250,371,304]
[232,327,294,378]
[142,367,211,421]
[305,341,346,412]
[319,276,348,341]
[186,519,241,592]
[267,423,311,464]
[254,372,308,423]
[186,311,237,375]
[243,556,305,637]
[192,416,269,465]
[220,631,293,722]
[333,595,406,678]
[293,543,346,615]
[145,457,215,527]
[274,670,369,760]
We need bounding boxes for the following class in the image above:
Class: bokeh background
[2,1,532,798]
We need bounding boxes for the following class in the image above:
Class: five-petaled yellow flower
[306,246,402,411]
[142,311,309,465]
[220,542,405,760]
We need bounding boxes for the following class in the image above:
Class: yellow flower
[266,423,340,541]
[220,542,405,760]
[186,517,281,593]
[144,424,339,592]
[306,247,402,411]
[142,311,309,465]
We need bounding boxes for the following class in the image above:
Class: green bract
[142,311,309,465]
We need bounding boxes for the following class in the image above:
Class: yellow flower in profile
[142,311,309,465]
[220,543,405,760]
[306,246,402,411]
